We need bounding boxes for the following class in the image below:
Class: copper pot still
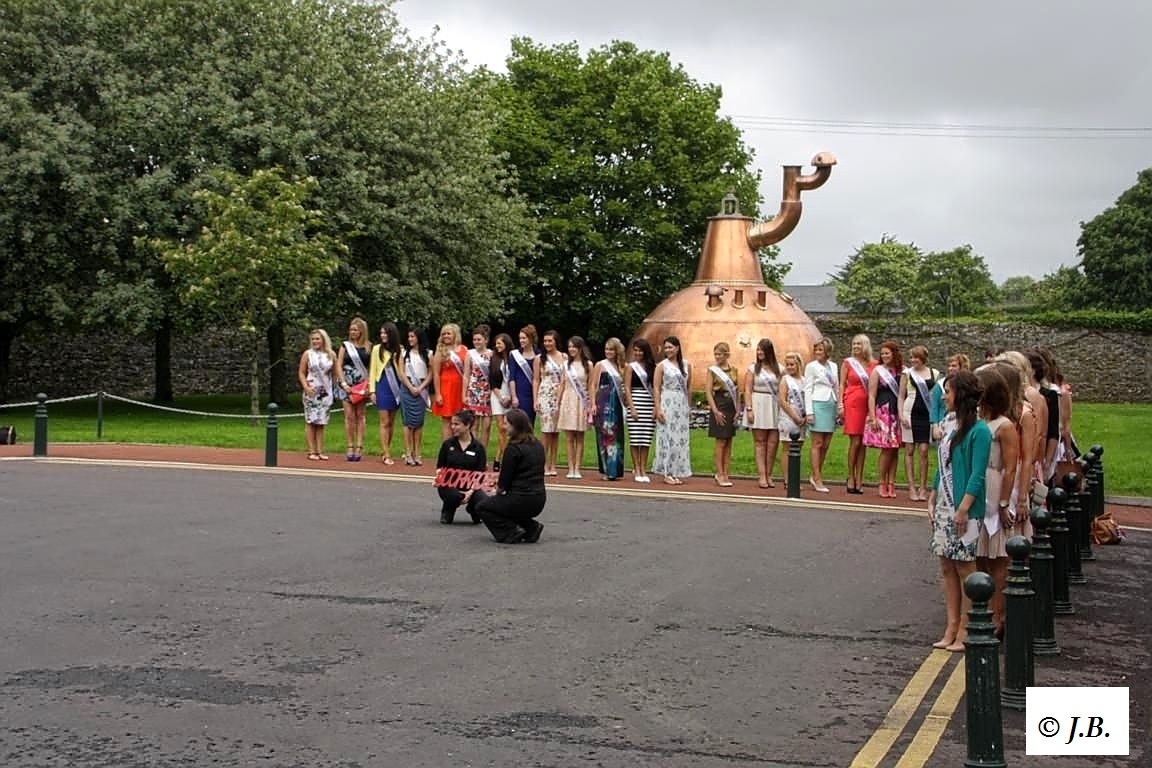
[633,152,837,394]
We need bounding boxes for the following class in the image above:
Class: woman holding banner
[474,409,547,544]
[434,410,487,525]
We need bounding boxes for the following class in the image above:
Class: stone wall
[808,317,1151,403]
[5,319,1151,403]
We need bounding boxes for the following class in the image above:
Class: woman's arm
[802,362,816,421]
[956,426,992,531]
[867,370,880,425]
[898,374,911,428]
[623,365,636,418]
[431,352,443,405]
[298,352,312,395]
[462,352,473,405]
[653,363,666,424]
[998,422,1020,525]
[587,362,601,416]
[532,356,542,406]
[743,365,755,427]
[335,345,348,391]
[836,360,846,417]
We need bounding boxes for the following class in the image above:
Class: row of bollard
[30,393,283,468]
[963,446,1106,767]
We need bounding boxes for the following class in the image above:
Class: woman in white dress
[488,333,514,466]
[742,338,781,489]
[651,336,692,484]
[298,329,336,461]
[777,351,808,489]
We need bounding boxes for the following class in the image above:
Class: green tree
[830,236,921,316]
[151,169,343,416]
[1077,168,1152,310]
[908,245,998,318]
[482,39,764,338]
[1035,265,1088,307]
[999,275,1038,306]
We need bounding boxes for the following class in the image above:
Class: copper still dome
[633,153,836,392]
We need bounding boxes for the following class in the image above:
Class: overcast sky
[394,0,1152,285]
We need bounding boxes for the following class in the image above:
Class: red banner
[432,467,499,490]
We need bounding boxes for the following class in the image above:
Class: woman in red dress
[431,323,468,440]
[838,334,876,494]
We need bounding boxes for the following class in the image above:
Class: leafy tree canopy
[830,236,921,316]
[907,245,998,318]
[1077,167,1152,311]
[481,38,765,339]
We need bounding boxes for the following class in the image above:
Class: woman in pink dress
[865,340,903,498]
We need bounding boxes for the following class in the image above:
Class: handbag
[347,380,369,405]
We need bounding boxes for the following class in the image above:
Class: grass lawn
[2,395,1147,497]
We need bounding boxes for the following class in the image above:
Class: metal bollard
[1029,507,1060,656]
[963,571,1006,768]
[786,429,802,499]
[1046,487,1074,616]
[96,390,105,440]
[1062,472,1086,585]
[1089,444,1104,501]
[264,403,279,468]
[33,392,48,457]
[1000,535,1035,711]
[1076,458,1096,562]
[1088,449,1105,525]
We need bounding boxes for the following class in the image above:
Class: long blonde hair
[604,337,627,365]
[436,323,462,359]
[347,317,370,351]
[311,329,336,364]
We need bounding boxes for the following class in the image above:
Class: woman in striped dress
[623,338,656,483]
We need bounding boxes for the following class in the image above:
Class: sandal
[383,456,395,466]
[318,454,329,461]
[307,453,320,461]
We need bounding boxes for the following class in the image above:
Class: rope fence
[0,391,299,466]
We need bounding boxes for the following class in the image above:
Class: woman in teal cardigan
[927,370,990,652]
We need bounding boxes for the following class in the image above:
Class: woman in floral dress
[533,330,565,476]
[589,338,626,481]
[298,329,336,461]
[865,340,903,498]
[462,324,494,448]
[652,336,692,484]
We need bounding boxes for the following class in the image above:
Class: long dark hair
[631,338,656,382]
[403,325,427,360]
[567,335,592,375]
[378,321,401,363]
[505,408,538,445]
[490,333,514,390]
[663,336,685,374]
[947,371,983,465]
[754,338,780,377]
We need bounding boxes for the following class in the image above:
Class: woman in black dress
[473,408,547,544]
[435,410,487,525]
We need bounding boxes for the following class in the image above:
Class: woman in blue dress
[508,324,539,425]
[588,338,626,480]
[369,321,402,464]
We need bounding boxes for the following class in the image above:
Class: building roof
[781,284,849,314]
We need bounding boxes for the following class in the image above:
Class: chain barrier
[0,391,302,418]
[0,393,101,410]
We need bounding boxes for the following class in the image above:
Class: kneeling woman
[473,408,547,544]
[435,410,487,525]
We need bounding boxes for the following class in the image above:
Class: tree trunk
[153,318,174,403]
[250,333,261,423]
[267,321,287,406]
[0,321,17,403]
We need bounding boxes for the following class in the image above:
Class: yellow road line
[892,659,967,768]
[849,649,951,767]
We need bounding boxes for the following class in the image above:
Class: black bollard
[33,392,48,457]
[1089,444,1104,502]
[963,571,1006,768]
[1029,507,1061,656]
[1046,487,1075,616]
[96,390,105,440]
[264,403,279,468]
[786,429,802,499]
[1076,458,1097,562]
[1062,473,1086,585]
[1000,535,1035,711]
[1087,450,1105,525]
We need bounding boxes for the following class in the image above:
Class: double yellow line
[850,649,967,768]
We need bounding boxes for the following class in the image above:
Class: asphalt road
[1,461,1147,767]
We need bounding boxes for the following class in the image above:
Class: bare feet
[946,634,967,652]
[932,627,958,649]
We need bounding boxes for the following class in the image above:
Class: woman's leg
[412,426,424,463]
[849,436,866,490]
[779,437,791,488]
[720,438,732,482]
[917,442,930,497]
[765,430,780,487]
[983,556,1009,634]
[315,425,327,458]
[542,432,558,474]
[304,424,315,455]
[440,415,452,441]
[356,403,367,456]
[637,445,650,479]
[712,438,724,481]
[475,414,491,448]
[753,430,769,486]
[572,430,585,475]
[493,414,507,461]
[904,443,916,497]
[809,432,828,487]
[342,401,355,456]
[933,558,961,648]
[949,560,978,651]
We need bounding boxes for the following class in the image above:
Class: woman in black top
[435,410,487,525]
[473,408,547,544]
